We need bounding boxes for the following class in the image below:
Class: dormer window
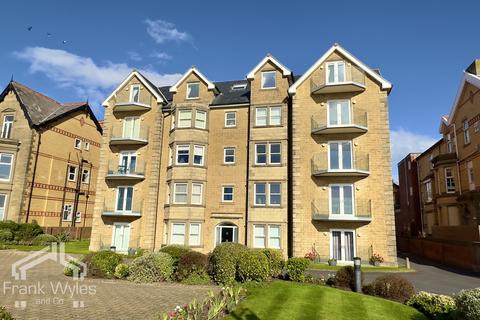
[187,82,200,99]
[232,83,247,91]
[261,71,276,89]
[1,115,14,139]
[130,85,140,103]
[326,61,346,84]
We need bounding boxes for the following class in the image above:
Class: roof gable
[102,70,166,107]
[247,54,292,80]
[288,43,392,94]
[169,67,217,93]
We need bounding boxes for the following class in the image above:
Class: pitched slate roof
[0,81,102,132]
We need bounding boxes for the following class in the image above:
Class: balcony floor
[312,169,370,177]
[312,214,372,222]
[105,174,145,181]
[312,125,368,135]
[312,81,366,94]
[113,102,151,112]
[102,211,141,217]
[110,138,148,145]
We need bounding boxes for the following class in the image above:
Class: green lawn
[226,281,427,320]
[308,263,415,273]
[1,239,90,255]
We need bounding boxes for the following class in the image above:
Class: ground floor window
[215,223,238,245]
[171,223,186,245]
[0,193,6,221]
[253,224,281,249]
[169,222,202,246]
[112,223,130,252]
[330,229,355,262]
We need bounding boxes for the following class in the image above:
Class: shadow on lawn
[228,308,261,320]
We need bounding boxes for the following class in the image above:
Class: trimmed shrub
[0,221,19,232]
[128,252,174,283]
[261,249,284,278]
[0,306,14,320]
[371,274,415,302]
[334,266,364,290]
[406,291,456,320]
[90,251,123,278]
[210,243,248,285]
[33,234,57,246]
[159,245,190,265]
[454,288,480,320]
[114,263,130,279]
[286,257,310,282]
[181,271,211,285]
[0,229,13,242]
[362,283,375,296]
[176,251,209,281]
[14,223,43,242]
[238,250,270,282]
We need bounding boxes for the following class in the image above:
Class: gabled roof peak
[169,67,217,93]
[246,54,292,80]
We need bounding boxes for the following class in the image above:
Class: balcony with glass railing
[105,161,145,181]
[102,201,142,217]
[311,149,370,177]
[109,126,149,145]
[310,64,366,94]
[311,110,368,135]
[113,101,151,112]
[311,199,372,222]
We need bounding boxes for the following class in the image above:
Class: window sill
[224,126,237,129]
[222,163,236,166]
[252,205,283,209]
[253,125,283,129]
[260,87,277,91]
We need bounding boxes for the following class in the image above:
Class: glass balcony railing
[105,161,145,180]
[311,150,369,177]
[110,126,149,145]
[311,111,368,135]
[311,199,372,221]
[113,101,151,112]
[310,64,366,94]
[102,202,142,217]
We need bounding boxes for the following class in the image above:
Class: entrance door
[0,194,6,221]
[215,224,238,245]
[331,230,355,262]
[112,223,130,252]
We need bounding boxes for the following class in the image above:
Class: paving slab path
[0,250,217,320]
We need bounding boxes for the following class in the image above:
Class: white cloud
[127,51,142,61]
[151,51,172,61]
[390,128,438,181]
[14,47,181,116]
[145,19,190,44]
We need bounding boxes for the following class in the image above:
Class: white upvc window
[255,144,267,165]
[254,183,266,206]
[123,117,140,138]
[176,145,190,165]
[74,138,82,149]
[269,143,281,164]
[446,133,454,153]
[191,183,203,205]
[0,194,7,221]
[330,184,354,216]
[464,119,470,144]
[329,141,352,170]
[1,115,14,139]
[468,161,475,191]
[445,168,456,193]
[171,223,186,245]
[331,229,355,262]
[193,145,205,166]
[178,110,192,128]
[81,169,90,184]
[328,100,351,126]
[67,165,77,182]
[116,186,134,211]
[424,180,433,202]
[62,204,73,221]
[189,223,201,246]
[261,71,276,89]
[269,182,281,206]
[84,141,90,151]
[224,147,235,164]
[269,106,281,126]
[186,82,200,99]
[253,225,266,248]
[255,108,268,126]
[0,153,13,181]
[269,225,281,249]
[225,112,236,127]
[222,186,234,202]
[195,110,206,129]
[173,183,188,204]
[326,61,346,84]
[130,84,140,103]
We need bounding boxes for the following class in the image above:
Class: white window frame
[111,222,131,252]
[269,182,281,206]
[261,71,276,89]
[130,84,141,103]
[326,61,346,84]
[327,100,351,126]
[445,168,456,193]
[171,112,176,130]
[81,168,90,184]
[269,106,281,126]
[255,143,267,165]
[222,186,234,202]
[253,224,266,248]
[215,224,238,246]
[186,82,200,100]
[464,119,470,144]
[62,204,73,222]
[0,153,13,181]
[446,133,454,153]
[328,141,353,171]
[330,229,356,263]
[224,147,235,164]
[269,143,281,165]
[329,184,355,216]
[254,182,267,206]
[1,115,14,139]
[178,110,192,128]
[424,180,433,202]
[225,112,237,127]
[268,225,281,249]
[193,145,205,166]
[84,141,90,151]
[255,107,268,126]
[195,110,207,129]
[176,145,190,165]
[189,223,201,246]
[0,193,7,221]
[173,183,188,204]
[74,138,82,149]
[171,223,186,245]
[191,183,203,205]
[67,165,77,182]
[115,186,134,212]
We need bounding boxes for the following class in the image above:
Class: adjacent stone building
[397,153,422,237]
[90,44,397,265]
[0,81,102,228]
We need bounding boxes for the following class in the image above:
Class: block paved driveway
[308,256,480,295]
[0,250,217,320]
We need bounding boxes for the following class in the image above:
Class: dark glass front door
[221,227,234,243]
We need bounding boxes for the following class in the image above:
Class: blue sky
[1,0,479,178]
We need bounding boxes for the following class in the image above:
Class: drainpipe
[26,130,42,223]
[452,123,462,195]
[152,106,166,251]
[244,103,251,246]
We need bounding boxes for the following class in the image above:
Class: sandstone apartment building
[90,44,397,264]
[397,60,480,271]
[0,81,102,229]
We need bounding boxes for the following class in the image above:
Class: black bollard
[353,257,362,292]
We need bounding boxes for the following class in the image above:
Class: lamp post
[353,257,362,293]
